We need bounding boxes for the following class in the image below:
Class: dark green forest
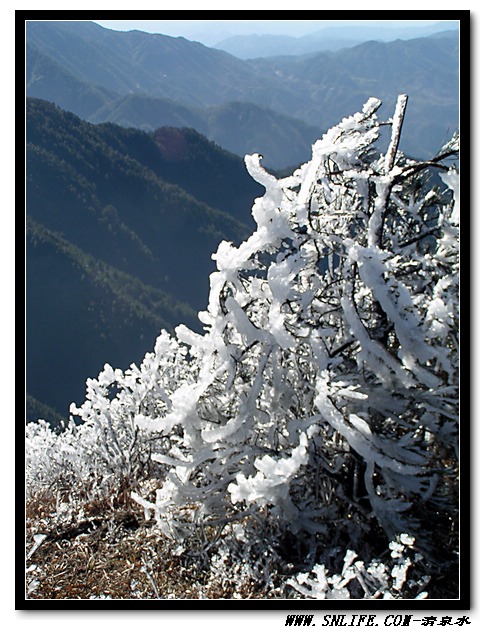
[26,98,263,422]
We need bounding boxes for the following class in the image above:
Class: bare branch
[385,94,408,173]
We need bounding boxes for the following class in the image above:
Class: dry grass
[25,491,280,600]
[24,486,459,601]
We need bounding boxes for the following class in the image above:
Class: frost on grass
[26,96,459,599]
[287,534,430,600]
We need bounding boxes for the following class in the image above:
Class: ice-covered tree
[30,95,459,573]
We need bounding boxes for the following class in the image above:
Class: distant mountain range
[213,22,459,58]
[26,98,263,424]
[26,21,459,166]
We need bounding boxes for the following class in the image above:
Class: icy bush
[27,96,459,590]
[287,534,430,600]
[128,95,458,545]
[26,330,196,500]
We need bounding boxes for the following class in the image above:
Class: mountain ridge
[214,21,459,59]
[26,20,459,164]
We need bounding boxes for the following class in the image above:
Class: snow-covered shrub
[129,96,459,551]
[26,330,196,501]
[287,534,430,600]
[27,96,459,591]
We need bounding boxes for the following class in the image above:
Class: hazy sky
[93,19,452,46]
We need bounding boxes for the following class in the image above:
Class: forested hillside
[26,98,262,421]
[88,97,322,170]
